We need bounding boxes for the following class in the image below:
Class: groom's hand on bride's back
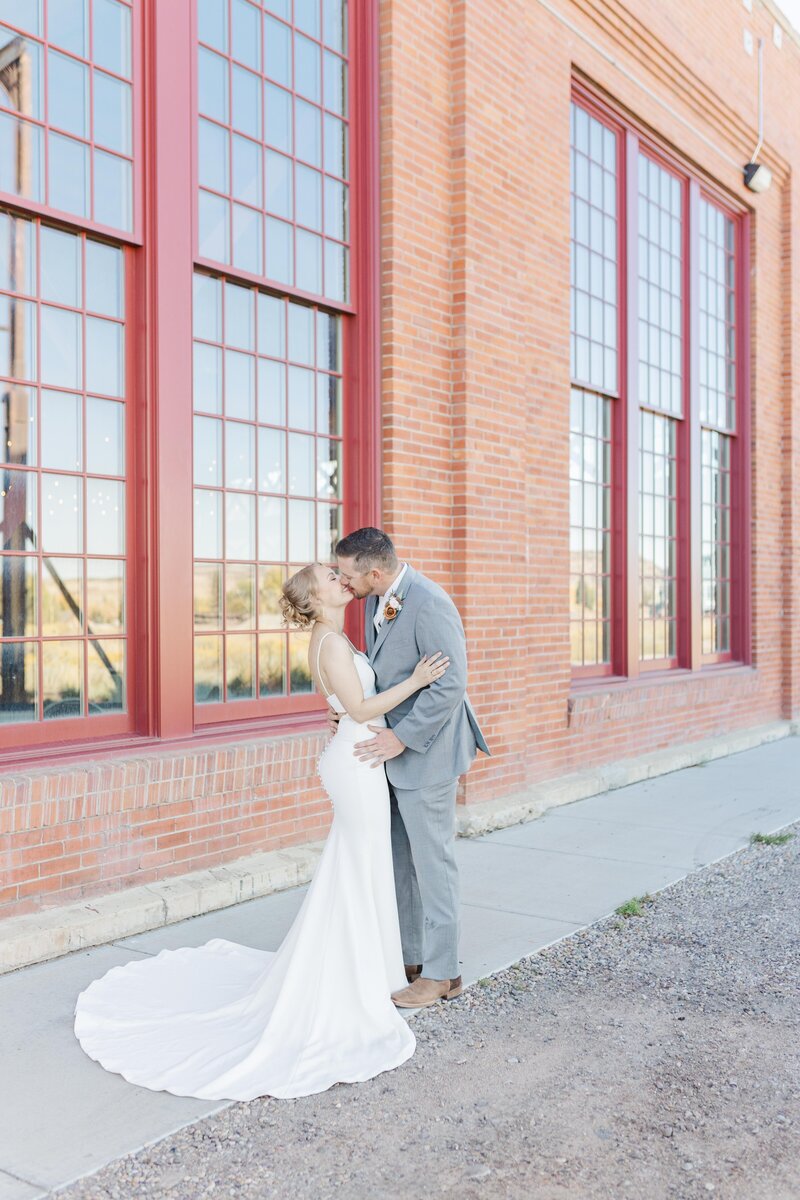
[327,707,341,736]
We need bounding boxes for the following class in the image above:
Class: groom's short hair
[336,527,398,572]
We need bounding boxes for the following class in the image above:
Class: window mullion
[687,179,702,669]
[623,128,640,681]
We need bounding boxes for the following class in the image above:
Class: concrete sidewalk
[0,735,797,1199]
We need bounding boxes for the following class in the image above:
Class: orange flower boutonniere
[383,591,404,621]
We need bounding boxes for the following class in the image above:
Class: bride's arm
[319,636,448,724]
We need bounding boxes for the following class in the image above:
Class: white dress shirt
[373,563,408,632]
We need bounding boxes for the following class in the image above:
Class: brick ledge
[1,719,796,975]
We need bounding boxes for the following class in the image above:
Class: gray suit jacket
[365,566,490,789]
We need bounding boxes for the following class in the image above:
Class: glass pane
[42,638,83,720]
[316,372,341,435]
[288,303,314,365]
[0,112,44,202]
[295,35,320,103]
[232,202,262,273]
[232,0,260,70]
[296,99,321,166]
[324,176,347,240]
[94,71,132,155]
[323,238,346,302]
[0,295,37,380]
[264,81,292,152]
[199,189,230,261]
[0,640,37,723]
[0,555,37,636]
[0,28,43,118]
[257,357,285,424]
[297,229,321,293]
[198,0,228,51]
[193,272,222,341]
[288,498,314,560]
[316,501,340,561]
[198,47,229,123]
[86,317,124,396]
[40,306,80,388]
[49,0,88,54]
[86,397,124,475]
[224,350,255,418]
[87,637,124,711]
[0,212,36,294]
[199,118,230,193]
[295,0,320,37]
[194,562,222,630]
[86,478,124,555]
[323,0,347,53]
[288,365,314,429]
[0,383,36,465]
[225,562,255,627]
[258,494,284,559]
[93,0,132,76]
[296,164,322,231]
[194,488,222,558]
[257,564,284,626]
[0,1,42,36]
[323,113,347,178]
[225,420,255,489]
[227,633,255,698]
[194,415,222,486]
[194,634,222,702]
[93,150,132,232]
[48,50,88,137]
[232,64,261,140]
[41,390,81,471]
[86,558,124,632]
[263,15,291,87]
[193,343,223,413]
[1,468,37,549]
[323,51,346,117]
[288,432,314,495]
[316,311,340,371]
[48,133,89,218]
[40,226,81,307]
[84,241,122,332]
[258,292,285,358]
[232,133,261,205]
[225,490,255,557]
[258,632,285,695]
[264,148,292,220]
[289,630,312,691]
[41,556,82,634]
[224,281,255,349]
[265,215,293,284]
[316,438,340,497]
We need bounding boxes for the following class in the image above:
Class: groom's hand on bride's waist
[326,707,341,736]
[354,726,405,767]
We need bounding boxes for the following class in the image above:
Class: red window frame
[570,80,751,687]
[0,0,380,763]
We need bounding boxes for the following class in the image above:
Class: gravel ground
[58,821,799,1200]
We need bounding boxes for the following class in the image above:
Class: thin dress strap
[315,630,337,698]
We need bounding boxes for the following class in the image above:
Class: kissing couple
[74,527,490,1100]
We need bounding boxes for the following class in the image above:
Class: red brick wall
[1,0,798,924]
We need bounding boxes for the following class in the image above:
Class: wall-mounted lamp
[744,37,771,193]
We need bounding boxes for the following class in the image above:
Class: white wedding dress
[73,644,415,1100]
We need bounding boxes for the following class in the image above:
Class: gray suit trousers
[389,778,461,981]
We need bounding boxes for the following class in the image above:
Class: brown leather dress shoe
[405,963,422,983]
[392,975,463,1008]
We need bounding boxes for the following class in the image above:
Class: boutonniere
[383,590,405,621]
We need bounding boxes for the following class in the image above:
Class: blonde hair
[280,563,321,630]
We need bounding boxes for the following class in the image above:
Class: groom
[335,527,490,1009]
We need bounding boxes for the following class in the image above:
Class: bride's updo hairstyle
[280,563,320,629]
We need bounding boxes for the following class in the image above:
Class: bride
[73,562,449,1101]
